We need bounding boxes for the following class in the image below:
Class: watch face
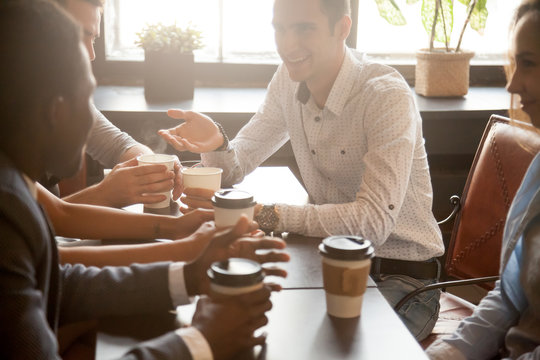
[256,205,279,230]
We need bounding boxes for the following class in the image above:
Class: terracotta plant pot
[144,50,195,101]
[415,49,474,97]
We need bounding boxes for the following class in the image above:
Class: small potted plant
[136,23,203,101]
[375,0,488,97]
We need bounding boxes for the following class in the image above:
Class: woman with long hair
[427,0,540,358]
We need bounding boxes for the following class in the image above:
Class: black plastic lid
[319,236,375,261]
[211,189,256,209]
[207,258,264,287]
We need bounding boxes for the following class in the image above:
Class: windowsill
[94,86,266,114]
[94,85,510,116]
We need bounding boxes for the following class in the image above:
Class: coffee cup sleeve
[342,267,369,296]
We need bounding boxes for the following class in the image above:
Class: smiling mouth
[286,55,309,65]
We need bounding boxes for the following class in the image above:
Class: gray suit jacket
[0,152,193,359]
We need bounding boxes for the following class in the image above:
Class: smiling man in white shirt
[159,0,444,341]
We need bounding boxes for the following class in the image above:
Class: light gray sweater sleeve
[86,104,140,168]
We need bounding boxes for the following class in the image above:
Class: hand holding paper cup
[319,236,374,318]
[137,154,177,209]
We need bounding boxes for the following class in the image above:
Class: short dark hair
[319,0,351,31]
[0,0,83,138]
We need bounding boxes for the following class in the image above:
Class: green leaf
[421,0,453,44]
[374,0,407,26]
[470,0,488,34]
[457,0,470,6]
[407,0,420,4]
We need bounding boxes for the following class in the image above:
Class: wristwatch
[254,204,280,232]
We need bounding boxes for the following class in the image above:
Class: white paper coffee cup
[319,236,374,318]
[208,258,264,297]
[181,166,223,192]
[137,154,177,209]
[212,189,256,227]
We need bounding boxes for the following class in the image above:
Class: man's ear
[46,95,68,130]
[336,15,352,41]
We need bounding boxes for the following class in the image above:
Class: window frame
[92,0,507,87]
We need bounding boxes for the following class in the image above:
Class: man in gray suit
[0,1,272,359]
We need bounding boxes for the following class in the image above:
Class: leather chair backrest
[445,115,540,287]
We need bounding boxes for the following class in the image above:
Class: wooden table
[233,166,309,206]
[96,166,414,359]
[96,288,426,360]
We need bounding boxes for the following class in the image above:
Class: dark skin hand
[184,216,289,296]
[192,286,272,360]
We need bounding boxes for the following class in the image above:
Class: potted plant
[136,23,203,101]
[375,0,488,97]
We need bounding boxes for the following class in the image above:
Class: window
[356,0,517,64]
[98,0,515,85]
[104,0,278,63]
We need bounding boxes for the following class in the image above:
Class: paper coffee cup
[208,258,264,297]
[211,189,256,227]
[181,166,223,192]
[319,236,374,318]
[137,154,177,209]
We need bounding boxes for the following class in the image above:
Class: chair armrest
[437,195,461,226]
[393,275,499,312]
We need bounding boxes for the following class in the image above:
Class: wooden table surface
[233,166,309,206]
[96,288,426,360]
[96,166,403,359]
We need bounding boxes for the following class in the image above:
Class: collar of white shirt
[294,47,363,117]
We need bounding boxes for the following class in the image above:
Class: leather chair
[397,114,540,348]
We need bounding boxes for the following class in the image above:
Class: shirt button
[389,204,395,210]
[340,150,346,155]
[314,116,321,122]
[311,150,316,155]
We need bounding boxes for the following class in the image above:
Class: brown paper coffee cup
[319,236,374,318]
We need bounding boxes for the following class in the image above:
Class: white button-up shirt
[203,48,444,261]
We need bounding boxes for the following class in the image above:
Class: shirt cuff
[175,327,214,360]
[276,203,308,235]
[169,262,191,307]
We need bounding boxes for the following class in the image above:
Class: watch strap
[213,121,230,151]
